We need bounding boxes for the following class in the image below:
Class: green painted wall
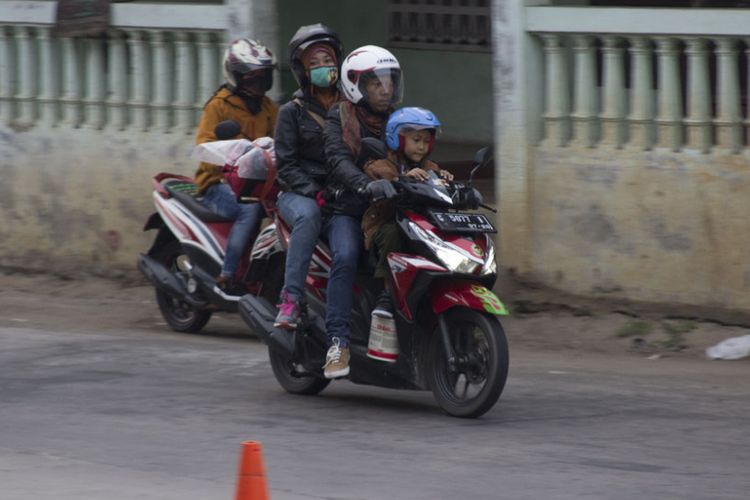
[277,0,493,146]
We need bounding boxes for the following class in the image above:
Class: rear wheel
[153,240,212,333]
[268,347,330,395]
[429,308,509,418]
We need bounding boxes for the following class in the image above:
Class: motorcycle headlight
[407,221,483,274]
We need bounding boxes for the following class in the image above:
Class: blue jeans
[200,183,263,277]
[277,192,322,300]
[320,214,362,347]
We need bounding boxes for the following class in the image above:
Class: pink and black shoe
[273,290,301,330]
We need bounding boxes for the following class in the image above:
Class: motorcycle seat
[164,182,233,223]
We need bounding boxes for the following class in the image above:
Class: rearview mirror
[468,146,493,187]
[214,120,242,140]
[361,137,389,161]
[473,147,493,167]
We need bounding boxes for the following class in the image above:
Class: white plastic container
[367,314,399,362]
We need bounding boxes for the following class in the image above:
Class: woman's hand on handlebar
[361,179,397,201]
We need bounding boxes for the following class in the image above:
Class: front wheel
[153,240,212,333]
[268,348,330,395]
[428,308,509,418]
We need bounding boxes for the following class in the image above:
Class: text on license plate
[431,212,496,233]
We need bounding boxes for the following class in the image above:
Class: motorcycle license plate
[430,212,497,233]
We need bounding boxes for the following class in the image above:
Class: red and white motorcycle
[239,139,510,418]
[137,122,283,332]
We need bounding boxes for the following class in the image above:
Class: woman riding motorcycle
[194,38,278,291]
[274,23,344,329]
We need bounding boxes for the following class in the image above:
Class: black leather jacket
[274,90,329,198]
[323,102,384,218]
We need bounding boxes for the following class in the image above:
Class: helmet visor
[238,68,273,94]
[359,68,403,112]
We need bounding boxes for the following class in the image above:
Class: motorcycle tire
[428,308,509,418]
[268,348,330,395]
[153,240,212,333]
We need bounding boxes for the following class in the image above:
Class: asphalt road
[1,321,749,500]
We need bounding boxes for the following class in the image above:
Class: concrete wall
[529,146,750,311]
[0,125,195,276]
[493,0,750,314]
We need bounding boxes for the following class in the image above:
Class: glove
[361,179,396,201]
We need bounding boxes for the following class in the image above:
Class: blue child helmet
[385,107,441,151]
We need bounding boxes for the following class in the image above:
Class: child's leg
[371,222,401,318]
[372,222,402,280]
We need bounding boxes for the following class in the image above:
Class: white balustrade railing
[527,7,750,153]
[0,1,226,133]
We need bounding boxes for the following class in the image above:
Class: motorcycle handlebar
[328,178,498,212]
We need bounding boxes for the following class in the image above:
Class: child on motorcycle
[194,39,278,292]
[362,107,454,318]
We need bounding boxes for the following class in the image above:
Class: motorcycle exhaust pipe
[137,253,206,308]
[238,295,295,356]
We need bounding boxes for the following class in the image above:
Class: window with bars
[386,0,491,52]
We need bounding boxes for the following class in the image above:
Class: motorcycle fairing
[404,210,488,268]
[153,191,229,266]
[431,281,508,316]
[387,253,447,320]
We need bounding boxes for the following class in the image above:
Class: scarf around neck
[340,101,389,160]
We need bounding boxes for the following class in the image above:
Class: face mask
[309,66,338,88]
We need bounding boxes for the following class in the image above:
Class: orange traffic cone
[234,441,270,500]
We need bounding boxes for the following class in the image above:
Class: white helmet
[341,45,403,107]
[223,39,276,93]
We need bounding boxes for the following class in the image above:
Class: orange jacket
[194,87,278,194]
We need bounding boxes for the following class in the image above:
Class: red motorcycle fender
[431,282,509,316]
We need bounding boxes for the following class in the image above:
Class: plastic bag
[235,137,274,181]
[705,334,750,360]
[190,139,254,167]
[191,137,276,199]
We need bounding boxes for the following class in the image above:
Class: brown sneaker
[323,338,350,379]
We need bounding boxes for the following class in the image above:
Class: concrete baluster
[684,37,711,153]
[745,39,750,149]
[216,36,225,86]
[37,27,58,127]
[107,30,128,131]
[196,31,219,122]
[84,36,106,129]
[541,34,569,147]
[150,30,171,133]
[627,37,655,150]
[174,31,195,134]
[0,25,16,124]
[714,38,741,153]
[61,36,82,127]
[571,35,597,148]
[127,30,149,131]
[599,36,626,148]
[15,26,36,125]
[654,37,682,151]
